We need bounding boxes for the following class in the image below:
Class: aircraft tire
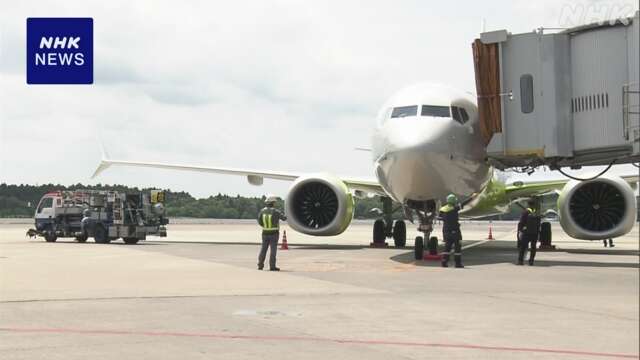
[540,222,552,245]
[427,236,438,255]
[414,236,424,260]
[392,220,406,247]
[373,219,386,243]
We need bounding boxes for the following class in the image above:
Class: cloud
[1,0,638,198]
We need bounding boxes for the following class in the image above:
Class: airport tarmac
[1,220,638,359]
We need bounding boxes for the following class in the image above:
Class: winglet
[100,140,110,161]
[91,142,112,179]
[91,159,112,179]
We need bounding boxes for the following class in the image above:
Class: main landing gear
[409,200,438,260]
[371,197,407,248]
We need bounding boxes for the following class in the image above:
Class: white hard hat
[265,194,279,204]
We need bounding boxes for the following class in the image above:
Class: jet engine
[285,174,354,236]
[558,175,637,240]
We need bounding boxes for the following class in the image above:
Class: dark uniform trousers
[518,235,537,264]
[439,203,463,268]
[442,230,462,267]
[258,232,279,269]
[518,211,541,265]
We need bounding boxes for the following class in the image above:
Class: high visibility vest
[261,212,279,231]
[439,203,460,232]
[440,204,454,213]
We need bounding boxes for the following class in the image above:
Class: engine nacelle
[285,174,354,236]
[558,175,637,240]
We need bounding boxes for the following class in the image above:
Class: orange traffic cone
[280,230,289,250]
[487,223,494,240]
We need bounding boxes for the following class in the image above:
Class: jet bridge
[473,11,639,170]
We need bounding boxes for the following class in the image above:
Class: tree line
[0,183,394,219]
[1,183,553,220]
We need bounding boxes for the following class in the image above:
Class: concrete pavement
[1,221,638,359]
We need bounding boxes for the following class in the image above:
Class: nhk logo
[27,18,93,84]
[36,37,85,66]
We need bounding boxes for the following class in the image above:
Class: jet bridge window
[391,105,418,118]
[421,105,451,118]
[520,74,534,114]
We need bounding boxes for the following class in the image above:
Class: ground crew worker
[257,194,287,271]
[517,201,541,265]
[440,194,463,268]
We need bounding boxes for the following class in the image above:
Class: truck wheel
[44,231,57,243]
[75,234,88,243]
[123,237,139,245]
[94,225,110,244]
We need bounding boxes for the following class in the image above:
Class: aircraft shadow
[390,240,639,269]
[564,248,639,256]
[148,240,380,251]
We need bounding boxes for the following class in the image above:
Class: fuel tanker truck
[27,189,168,244]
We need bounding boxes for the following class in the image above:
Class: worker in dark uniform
[517,201,541,265]
[257,194,287,271]
[603,238,614,247]
[440,194,463,268]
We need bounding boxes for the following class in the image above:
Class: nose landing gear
[409,200,438,260]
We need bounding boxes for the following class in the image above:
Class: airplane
[92,83,638,258]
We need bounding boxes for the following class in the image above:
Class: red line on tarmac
[1,327,638,359]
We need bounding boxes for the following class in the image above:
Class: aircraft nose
[374,117,455,202]
[380,117,452,153]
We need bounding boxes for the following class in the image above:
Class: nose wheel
[409,200,438,260]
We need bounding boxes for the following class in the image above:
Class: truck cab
[34,193,61,231]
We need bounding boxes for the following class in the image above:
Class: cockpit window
[391,105,418,118]
[451,106,470,124]
[421,105,450,118]
[451,107,462,123]
[460,107,469,122]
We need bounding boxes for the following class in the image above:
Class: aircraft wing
[504,179,568,199]
[91,157,386,196]
[504,174,639,201]
[463,174,639,218]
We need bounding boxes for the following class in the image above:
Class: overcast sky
[1,0,638,198]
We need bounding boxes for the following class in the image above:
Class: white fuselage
[372,83,491,204]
